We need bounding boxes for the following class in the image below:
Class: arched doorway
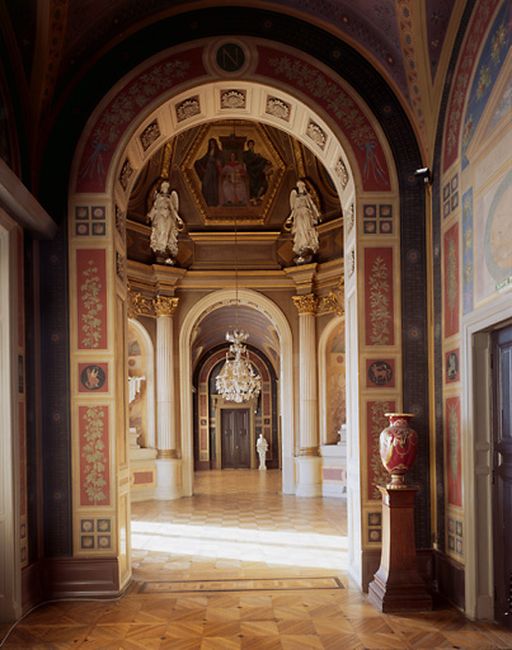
[65,32,421,594]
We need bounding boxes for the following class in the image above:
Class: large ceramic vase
[379,412,417,488]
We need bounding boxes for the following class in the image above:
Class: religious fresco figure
[194,138,222,206]
[146,181,184,263]
[285,179,321,264]
[220,152,249,205]
[243,139,272,204]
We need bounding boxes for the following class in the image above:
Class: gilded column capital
[317,290,344,317]
[154,295,179,317]
[128,289,155,319]
[292,293,318,315]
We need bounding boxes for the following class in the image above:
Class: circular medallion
[368,361,392,386]
[80,365,106,391]
[216,42,245,72]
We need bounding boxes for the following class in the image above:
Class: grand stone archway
[63,28,425,594]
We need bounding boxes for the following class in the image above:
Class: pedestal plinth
[368,485,432,612]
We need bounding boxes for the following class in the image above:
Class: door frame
[215,398,257,469]
[0,213,22,622]
[463,291,512,620]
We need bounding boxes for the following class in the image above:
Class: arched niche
[318,315,345,446]
[127,318,156,449]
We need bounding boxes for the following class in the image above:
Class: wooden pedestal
[368,485,432,612]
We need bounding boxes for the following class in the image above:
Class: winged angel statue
[147,181,184,264]
[285,179,321,264]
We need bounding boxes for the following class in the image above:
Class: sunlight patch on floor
[131,520,348,570]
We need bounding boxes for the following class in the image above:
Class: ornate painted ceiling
[2,0,464,164]
[126,119,342,268]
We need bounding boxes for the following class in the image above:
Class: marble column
[154,295,181,499]
[292,293,322,497]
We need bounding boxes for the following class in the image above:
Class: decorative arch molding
[127,318,156,450]
[64,17,430,596]
[318,315,344,446]
[179,288,294,495]
[70,37,399,204]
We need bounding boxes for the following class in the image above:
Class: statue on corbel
[147,180,184,265]
[284,179,321,265]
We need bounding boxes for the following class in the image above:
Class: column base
[295,455,322,497]
[155,458,182,500]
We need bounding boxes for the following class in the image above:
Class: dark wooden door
[221,409,250,469]
[492,325,512,627]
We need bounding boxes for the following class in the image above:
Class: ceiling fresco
[126,119,342,269]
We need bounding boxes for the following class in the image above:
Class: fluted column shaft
[154,296,179,457]
[292,293,319,453]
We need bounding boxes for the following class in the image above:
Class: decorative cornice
[292,293,318,315]
[127,289,155,319]
[153,295,179,317]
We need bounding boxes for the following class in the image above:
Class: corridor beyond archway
[131,469,347,582]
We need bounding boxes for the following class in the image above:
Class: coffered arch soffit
[71,38,399,213]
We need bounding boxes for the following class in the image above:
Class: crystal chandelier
[216,329,261,403]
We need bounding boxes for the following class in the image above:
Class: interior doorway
[221,408,251,469]
[491,324,512,627]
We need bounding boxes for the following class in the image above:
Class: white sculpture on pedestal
[128,375,145,404]
[285,179,321,264]
[256,433,269,471]
[147,181,184,264]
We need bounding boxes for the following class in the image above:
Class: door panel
[221,409,250,469]
[492,325,512,627]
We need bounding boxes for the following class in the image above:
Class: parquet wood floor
[2,470,512,649]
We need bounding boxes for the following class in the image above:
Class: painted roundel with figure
[484,170,512,285]
[79,364,107,392]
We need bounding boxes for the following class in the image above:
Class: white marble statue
[128,375,145,404]
[285,179,321,263]
[147,181,184,263]
[256,433,269,471]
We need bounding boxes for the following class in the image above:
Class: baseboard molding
[433,550,465,610]
[22,556,122,610]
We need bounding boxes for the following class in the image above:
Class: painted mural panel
[326,325,345,444]
[259,46,391,191]
[443,223,459,338]
[462,188,474,314]
[366,399,396,500]
[474,170,512,303]
[364,248,394,346]
[446,396,462,508]
[79,405,110,506]
[443,0,500,171]
[77,48,205,192]
[76,249,108,349]
[461,1,511,169]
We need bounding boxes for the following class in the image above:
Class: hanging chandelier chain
[215,172,261,403]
